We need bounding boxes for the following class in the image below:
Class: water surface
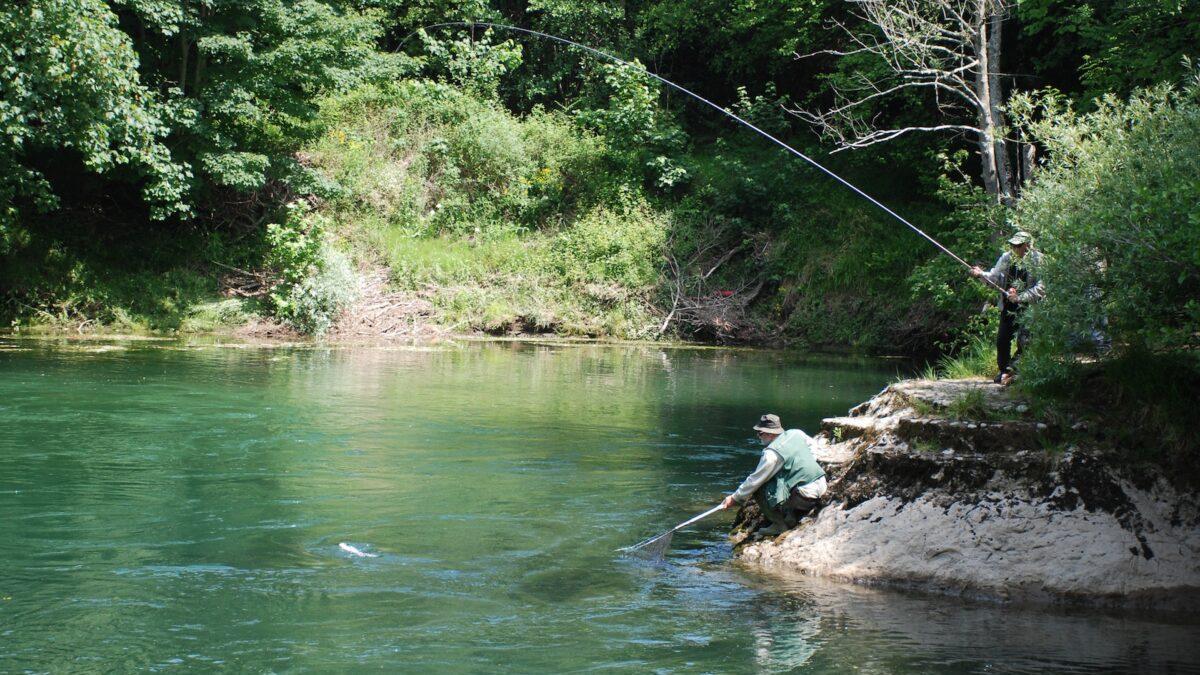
[1,338,1196,672]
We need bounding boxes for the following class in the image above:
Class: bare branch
[791,0,1016,201]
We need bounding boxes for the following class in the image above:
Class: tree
[794,0,1019,205]
[113,0,386,201]
[0,0,189,229]
[1017,0,1200,102]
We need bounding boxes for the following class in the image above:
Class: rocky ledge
[734,379,1200,610]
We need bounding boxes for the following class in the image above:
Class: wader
[753,485,822,530]
[997,260,1031,375]
[752,429,826,531]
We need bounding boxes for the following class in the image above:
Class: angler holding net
[721,414,827,536]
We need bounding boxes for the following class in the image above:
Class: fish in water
[339,542,378,558]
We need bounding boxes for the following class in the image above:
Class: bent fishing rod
[400,21,1005,293]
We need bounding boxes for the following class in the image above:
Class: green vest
[759,429,825,508]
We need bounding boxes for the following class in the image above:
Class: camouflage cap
[1008,231,1032,246]
[753,413,784,434]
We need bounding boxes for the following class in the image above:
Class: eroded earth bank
[734,379,1200,610]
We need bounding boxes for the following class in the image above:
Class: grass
[919,334,996,380]
[944,389,990,420]
[375,232,536,287]
[3,252,257,335]
[353,224,662,338]
[307,83,673,341]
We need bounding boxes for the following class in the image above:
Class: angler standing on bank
[971,231,1045,384]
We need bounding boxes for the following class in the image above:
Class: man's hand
[1007,287,1019,303]
[721,495,737,510]
[970,266,984,278]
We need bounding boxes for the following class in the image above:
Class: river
[1,338,1196,672]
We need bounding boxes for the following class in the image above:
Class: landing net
[618,530,675,562]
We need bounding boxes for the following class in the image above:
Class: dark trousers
[997,305,1026,374]
[755,487,822,530]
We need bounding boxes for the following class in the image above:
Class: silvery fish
[339,542,378,558]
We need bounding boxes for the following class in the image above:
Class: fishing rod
[399,21,1005,293]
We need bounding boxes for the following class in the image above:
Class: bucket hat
[1008,231,1032,246]
[753,414,784,434]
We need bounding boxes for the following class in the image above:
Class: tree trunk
[193,52,207,93]
[974,1,1000,202]
[1020,142,1037,189]
[986,8,1014,205]
[192,5,207,94]
[973,0,1013,206]
[178,31,190,93]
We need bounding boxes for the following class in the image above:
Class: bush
[311,81,610,237]
[918,329,996,380]
[273,245,358,335]
[265,203,358,335]
[1013,76,1200,381]
[1005,73,1200,460]
[551,201,668,290]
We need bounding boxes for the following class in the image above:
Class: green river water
[1,337,1197,673]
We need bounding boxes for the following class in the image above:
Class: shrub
[920,330,996,380]
[273,245,358,336]
[1012,76,1200,381]
[265,203,358,335]
[311,81,610,237]
[1008,73,1200,459]
[551,201,668,290]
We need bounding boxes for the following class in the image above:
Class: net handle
[620,503,725,552]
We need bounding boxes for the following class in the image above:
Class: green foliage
[264,202,357,334]
[7,0,1194,363]
[998,74,1200,459]
[0,0,394,238]
[575,61,687,190]
[919,332,996,381]
[728,84,792,136]
[1085,351,1200,458]
[311,81,610,236]
[551,201,668,289]
[907,158,1006,315]
[944,389,989,421]
[1018,0,1200,101]
[265,202,327,286]
[1,221,257,333]
[0,0,189,226]
[306,82,664,339]
[417,29,523,98]
[126,0,387,195]
[272,244,358,335]
[1013,77,1200,381]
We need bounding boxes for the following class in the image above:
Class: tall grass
[919,334,995,380]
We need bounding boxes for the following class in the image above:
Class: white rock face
[737,379,1200,608]
[741,480,1200,605]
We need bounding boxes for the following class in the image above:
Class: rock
[735,377,1200,611]
[1016,404,1030,414]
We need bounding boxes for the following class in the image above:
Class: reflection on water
[1,338,1196,673]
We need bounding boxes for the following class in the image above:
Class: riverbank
[734,379,1200,611]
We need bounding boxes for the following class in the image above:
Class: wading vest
[760,429,825,508]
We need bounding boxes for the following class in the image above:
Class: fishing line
[399,21,1003,292]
